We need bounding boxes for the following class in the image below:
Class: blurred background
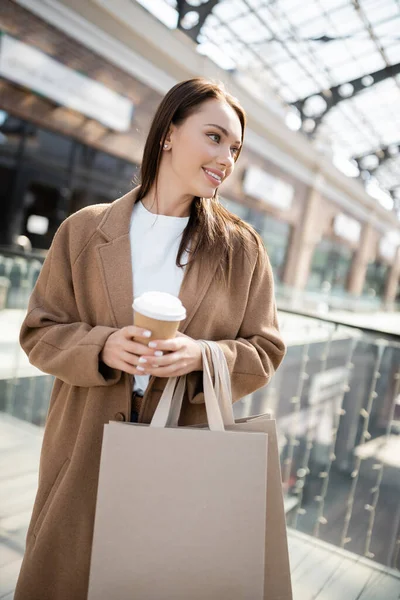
[0,1,399,598]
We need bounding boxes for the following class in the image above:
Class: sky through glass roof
[135,0,400,216]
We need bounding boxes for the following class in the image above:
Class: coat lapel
[97,236,133,329]
[96,189,137,329]
[95,186,219,332]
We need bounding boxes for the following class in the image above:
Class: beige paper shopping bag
[88,352,269,599]
[88,341,292,600]
[166,342,293,599]
[206,343,293,600]
[233,416,293,599]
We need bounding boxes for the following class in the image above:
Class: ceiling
[136,0,400,216]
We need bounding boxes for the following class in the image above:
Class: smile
[203,168,222,184]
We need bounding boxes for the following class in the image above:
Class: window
[308,239,354,293]
[363,260,389,298]
[221,197,291,281]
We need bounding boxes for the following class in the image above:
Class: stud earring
[163,144,168,149]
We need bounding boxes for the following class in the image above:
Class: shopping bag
[162,341,293,600]
[88,341,292,600]
[204,343,293,600]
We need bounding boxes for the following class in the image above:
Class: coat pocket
[33,457,70,538]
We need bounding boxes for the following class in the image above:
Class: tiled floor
[1,412,399,599]
[288,529,400,599]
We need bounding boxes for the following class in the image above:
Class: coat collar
[95,187,219,334]
[97,187,138,242]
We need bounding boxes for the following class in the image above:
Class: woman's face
[165,98,243,198]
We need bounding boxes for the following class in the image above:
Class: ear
[164,123,177,146]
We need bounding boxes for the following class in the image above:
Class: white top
[130,200,190,395]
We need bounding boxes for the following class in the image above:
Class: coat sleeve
[19,219,121,388]
[189,241,286,404]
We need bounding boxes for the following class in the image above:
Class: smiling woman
[137,78,250,274]
[15,77,286,600]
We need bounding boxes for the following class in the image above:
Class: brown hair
[137,78,262,281]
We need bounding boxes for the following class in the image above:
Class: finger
[144,351,182,368]
[111,359,134,374]
[148,338,183,352]
[118,361,138,376]
[121,351,144,368]
[119,358,152,377]
[144,363,186,378]
[120,352,166,376]
[123,325,152,340]
[124,340,163,357]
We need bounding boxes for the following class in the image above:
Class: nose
[217,146,235,170]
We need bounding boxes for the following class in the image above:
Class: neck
[140,166,193,218]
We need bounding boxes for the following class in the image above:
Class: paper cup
[132,292,187,343]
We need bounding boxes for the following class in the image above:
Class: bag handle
[150,341,234,431]
[208,341,235,427]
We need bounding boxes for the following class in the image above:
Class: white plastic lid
[133,291,187,322]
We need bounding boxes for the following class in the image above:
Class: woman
[15,78,286,600]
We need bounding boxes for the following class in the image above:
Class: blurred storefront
[222,196,292,283]
[0,112,138,248]
[0,0,399,306]
[368,234,400,301]
[363,260,390,299]
[307,213,359,294]
[241,166,294,282]
[0,4,161,246]
[221,163,303,283]
[308,239,354,294]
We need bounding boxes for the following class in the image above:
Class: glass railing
[275,281,386,313]
[1,248,399,573]
[234,310,400,572]
[0,248,50,425]
[0,247,45,310]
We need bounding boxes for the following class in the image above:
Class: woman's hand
[137,332,203,378]
[100,326,163,377]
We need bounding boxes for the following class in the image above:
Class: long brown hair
[137,78,262,281]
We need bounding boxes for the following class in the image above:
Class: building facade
[1,0,399,305]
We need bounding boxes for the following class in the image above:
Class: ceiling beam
[177,0,220,42]
[353,143,400,173]
[291,62,400,133]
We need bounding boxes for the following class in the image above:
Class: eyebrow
[204,123,242,146]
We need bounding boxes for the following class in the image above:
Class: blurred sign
[243,166,294,211]
[333,213,361,244]
[27,215,49,235]
[0,34,134,132]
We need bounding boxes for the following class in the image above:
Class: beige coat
[15,187,286,600]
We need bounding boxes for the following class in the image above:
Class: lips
[202,168,223,185]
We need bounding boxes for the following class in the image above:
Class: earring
[163,144,168,149]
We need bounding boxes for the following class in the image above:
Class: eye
[207,133,220,143]
[231,147,240,158]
